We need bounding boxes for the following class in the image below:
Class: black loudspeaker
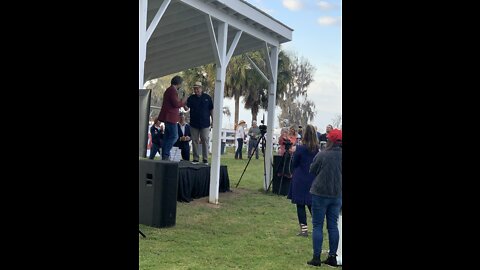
[271,155,292,196]
[139,158,179,228]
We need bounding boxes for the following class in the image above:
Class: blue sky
[223,0,342,133]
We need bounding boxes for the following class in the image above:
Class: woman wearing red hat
[307,128,342,267]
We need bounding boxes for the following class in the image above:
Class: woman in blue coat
[287,125,319,237]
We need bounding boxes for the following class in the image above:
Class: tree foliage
[277,53,316,127]
[332,114,342,128]
[147,49,317,129]
[181,64,216,98]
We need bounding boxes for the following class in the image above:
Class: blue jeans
[235,138,244,159]
[149,143,161,159]
[162,122,178,160]
[311,194,342,257]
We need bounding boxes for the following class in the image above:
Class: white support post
[146,0,171,42]
[139,0,148,89]
[337,214,343,265]
[225,30,242,64]
[265,46,278,191]
[209,21,229,204]
[206,15,221,67]
[264,42,273,81]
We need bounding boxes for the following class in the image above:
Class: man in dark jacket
[174,112,191,161]
[149,120,164,159]
[307,129,342,267]
[185,81,213,164]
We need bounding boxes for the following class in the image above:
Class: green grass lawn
[140,146,342,269]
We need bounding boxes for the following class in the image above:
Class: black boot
[323,254,338,267]
[307,255,321,267]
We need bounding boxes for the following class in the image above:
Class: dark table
[271,155,293,196]
[177,161,230,202]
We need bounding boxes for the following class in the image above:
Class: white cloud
[282,0,304,11]
[317,1,334,10]
[317,16,342,26]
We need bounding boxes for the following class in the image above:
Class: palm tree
[230,48,295,124]
[241,51,269,121]
[225,55,249,125]
[181,63,216,97]
[276,50,293,106]
[243,80,267,121]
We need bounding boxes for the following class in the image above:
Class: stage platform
[177,160,230,202]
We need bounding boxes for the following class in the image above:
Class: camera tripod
[235,128,267,189]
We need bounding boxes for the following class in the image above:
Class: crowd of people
[233,119,342,267]
[148,76,342,268]
[283,123,342,267]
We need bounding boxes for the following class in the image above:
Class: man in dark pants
[185,81,213,165]
[149,120,164,159]
[174,112,191,161]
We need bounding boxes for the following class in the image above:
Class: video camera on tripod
[235,115,268,189]
[258,120,267,154]
[259,119,267,134]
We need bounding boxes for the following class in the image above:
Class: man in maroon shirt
[157,75,188,160]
